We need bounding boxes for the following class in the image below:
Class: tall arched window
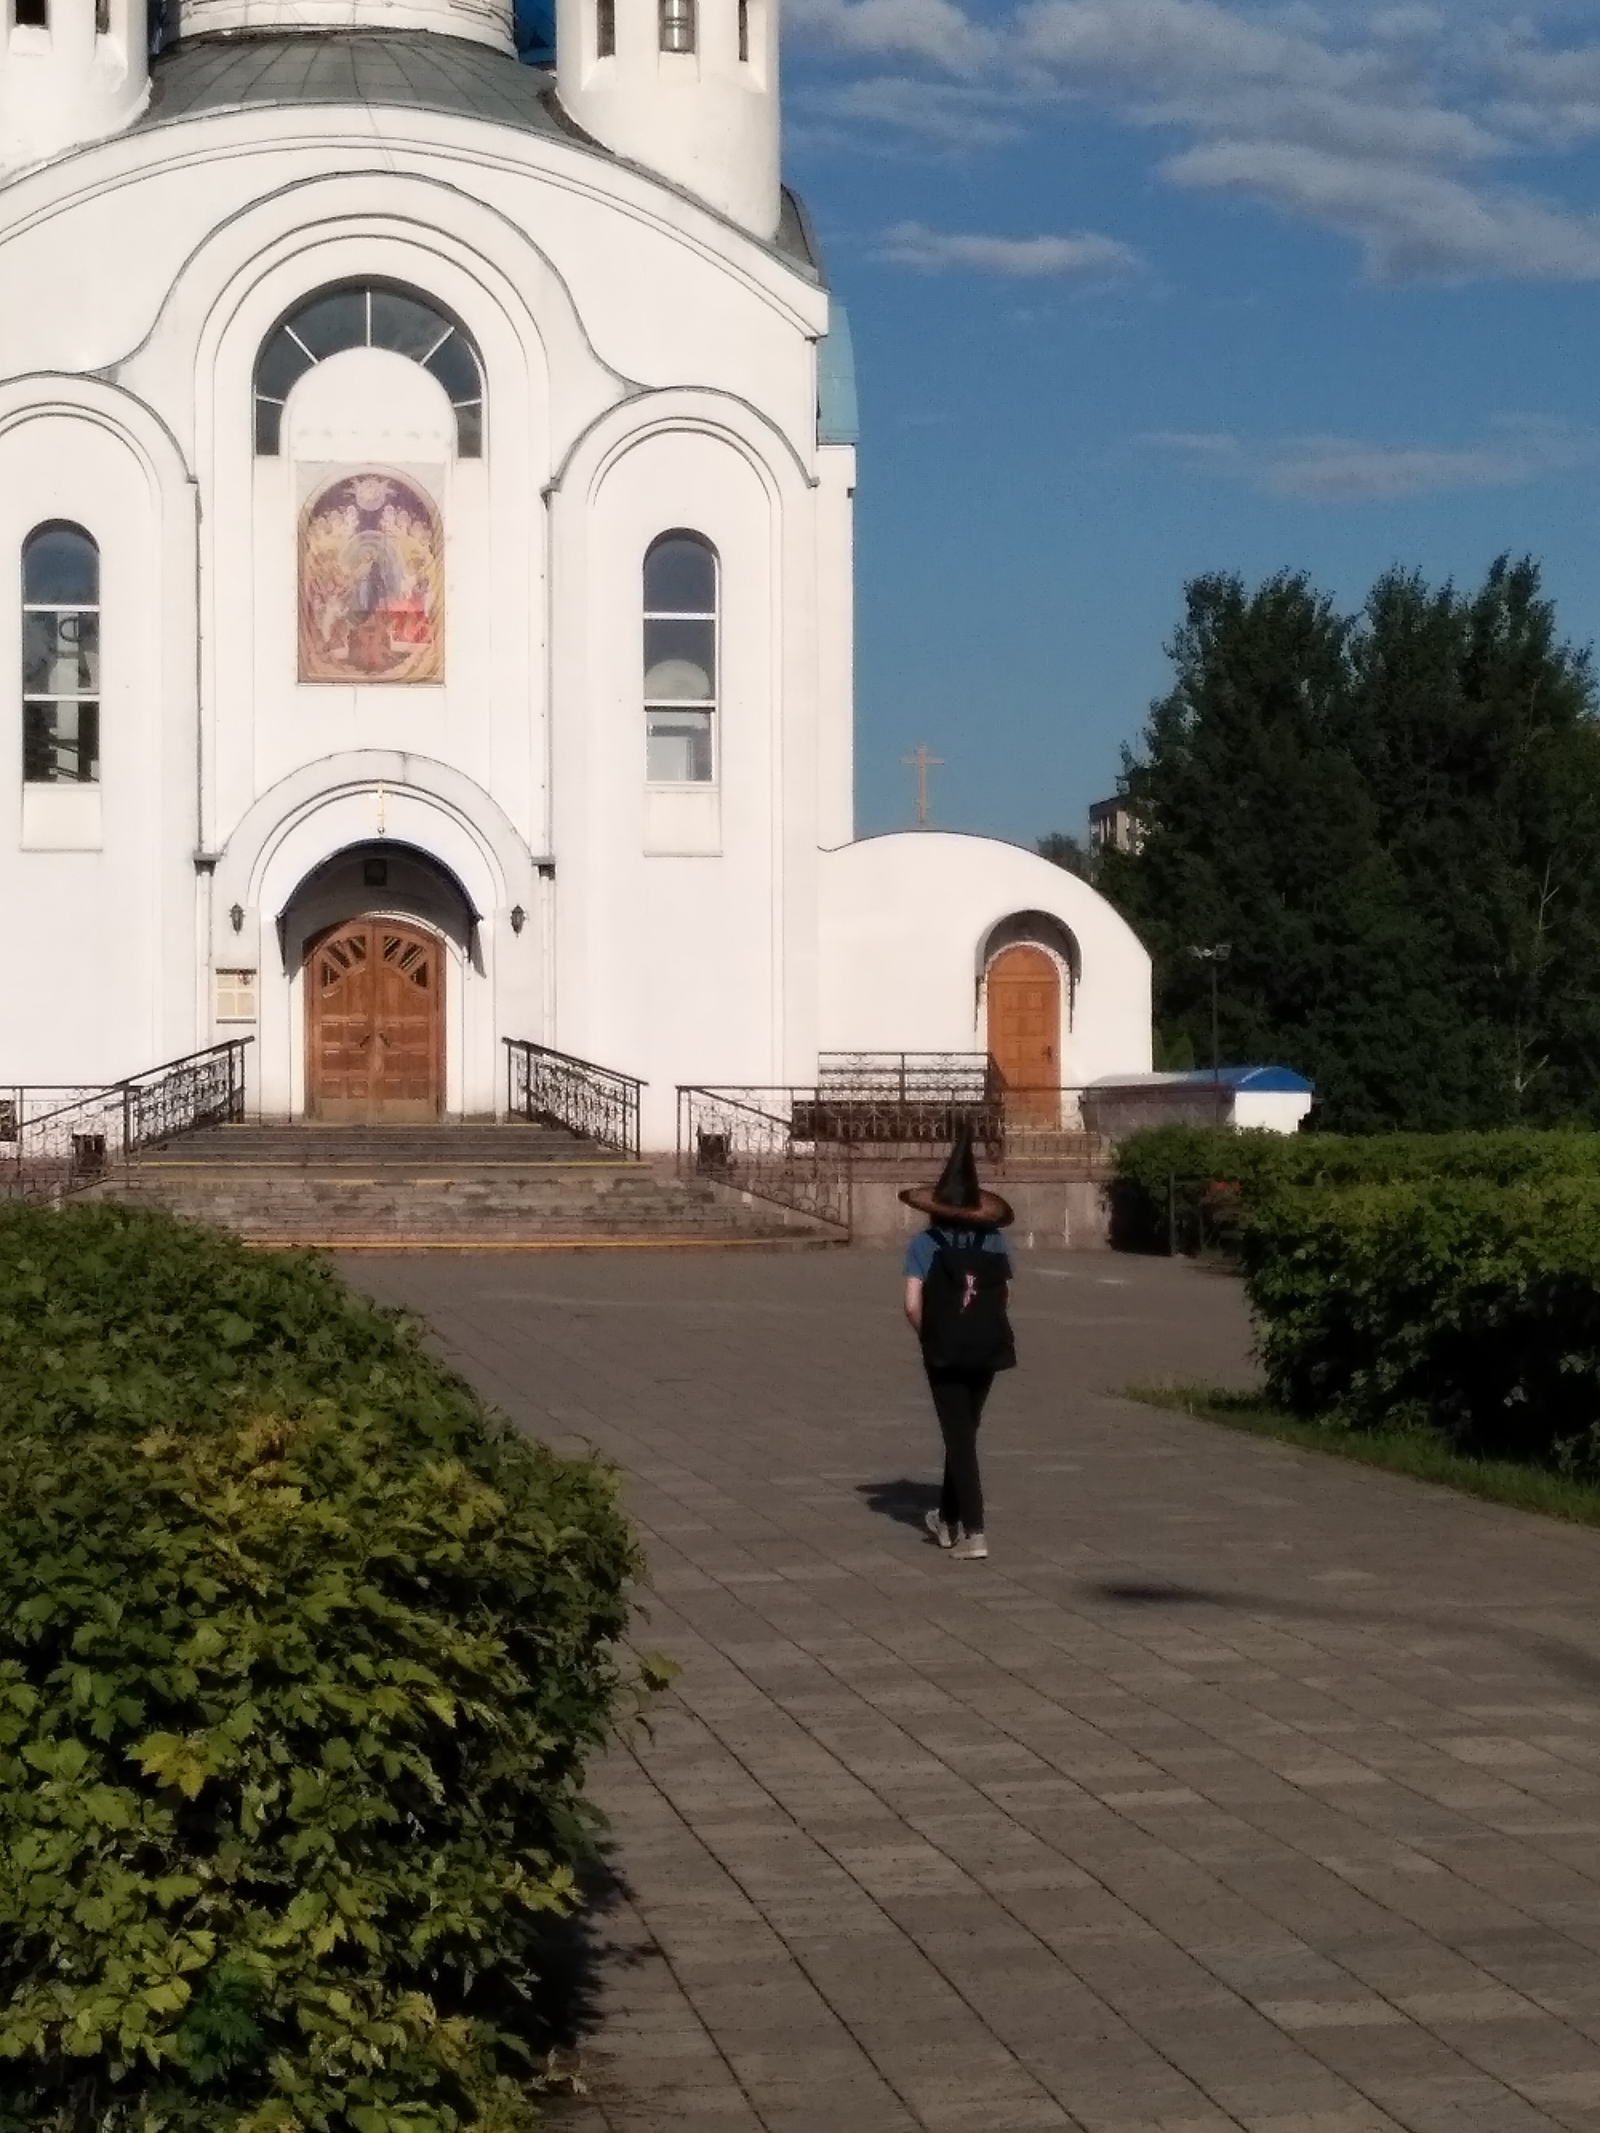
[254,282,484,457]
[644,534,717,784]
[22,524,99,786]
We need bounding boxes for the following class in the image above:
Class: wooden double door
[986,945,1062,1124]
[305,918,443,1121]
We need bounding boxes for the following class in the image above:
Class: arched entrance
[986,944,1061,1121]
[305,917,444,1121]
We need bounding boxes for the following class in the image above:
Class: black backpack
[920,1240,1017,1374]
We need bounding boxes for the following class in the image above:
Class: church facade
[0,0,1151,1145]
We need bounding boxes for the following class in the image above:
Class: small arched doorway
[986,944,1061,1121]
[305,917,444,1122]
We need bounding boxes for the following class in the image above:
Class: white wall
[0,85,1158,1124]
[0,383,197,1083]
[1235,1090,1313,1134]
[818,832,1153,1088]
[0,103,847,1115]
[548,394,822,1145]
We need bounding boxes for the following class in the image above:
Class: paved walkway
[346,1249,1600,2133]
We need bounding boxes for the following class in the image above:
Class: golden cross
[901,745,944,829]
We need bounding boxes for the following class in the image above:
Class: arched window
[22,524,99,786]
[659,0,695,51]
[254,282,484,457]
[644,533,717,784]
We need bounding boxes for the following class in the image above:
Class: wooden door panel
[306,919,442,1121]
[987,945,1060,1125]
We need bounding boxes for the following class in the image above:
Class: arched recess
[147,181,631,867]
[150,173,628,463]
[546,390,811,1082]
[286,847,472,1124]
[212,749,536,954]
[980,911,1081,1113]
[211,754,541,1121]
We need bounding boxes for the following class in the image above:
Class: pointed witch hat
[898,1119,1014,1229]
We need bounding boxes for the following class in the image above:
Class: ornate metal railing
[677,1086,853,1234]
[1,1039,252,1204]
[808,1051,1006,1157]
[505,1038,643,1159]
[807,1057,1107,1165]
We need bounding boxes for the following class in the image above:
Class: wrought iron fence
[505,1038,643,1158]
[809,1052,1004,1156]
[677,1086,853,1234]
[803,1057,1105,1166]
[1,1039,252,1204]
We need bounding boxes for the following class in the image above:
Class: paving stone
[345,1248,1600,2131]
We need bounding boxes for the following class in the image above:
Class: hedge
[1110,1123,1600,1251]
[1239,1177,1600,1471]
[0,1202,645,2133]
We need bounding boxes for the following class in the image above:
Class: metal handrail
[677,1085,853,1235]
[1,1038,253,1205]
[504,1038,643,1159]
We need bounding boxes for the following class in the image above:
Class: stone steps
[136,1121,612,1167]
[108,1123,841,1248]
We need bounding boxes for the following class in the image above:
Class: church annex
[0,0,1151,1145]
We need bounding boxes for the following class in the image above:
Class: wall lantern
[510,904,527,935]
[229,903,245,934]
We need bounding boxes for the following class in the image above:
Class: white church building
[0,0,1152,1145]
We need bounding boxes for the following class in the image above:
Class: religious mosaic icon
[298,471,444,684]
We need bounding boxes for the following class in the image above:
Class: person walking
[900,1124,1016,1562]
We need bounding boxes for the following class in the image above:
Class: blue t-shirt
[903,1225,1012,1280]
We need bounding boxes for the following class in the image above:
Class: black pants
[927,1368,994,1536]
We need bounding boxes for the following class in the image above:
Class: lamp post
[1188,943,1231,1127]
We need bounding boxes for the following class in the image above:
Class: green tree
[1081,559,1600,1130]
[1037,830,1097,881]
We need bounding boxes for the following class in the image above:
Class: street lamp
[1188,943,1231,1127]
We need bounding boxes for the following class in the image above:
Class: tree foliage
[1083,558,1600,1129]
[1239,1178,1600,1470]
[0,1203,645,2132]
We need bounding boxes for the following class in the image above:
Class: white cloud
[1167,140,1600,281]
[1490,36,1600,146]
[786,0,1600,285]
[786,0,990,69]
[1142,417,1600,501]
[880,220,1142,274]
[816,74,1022,148]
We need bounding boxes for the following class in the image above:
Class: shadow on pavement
[1082,1577,1600,1693]
[857,1476,942,1531]
[522,1851,632,2065]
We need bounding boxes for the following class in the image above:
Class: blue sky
[780,0,1600,847]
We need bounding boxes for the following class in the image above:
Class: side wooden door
[306,919,443,1121]
[986,945,1061,1123]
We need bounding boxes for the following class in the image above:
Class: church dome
[177,0,514,58]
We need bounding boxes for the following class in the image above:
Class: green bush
[1239,1178,1600,1470]
[0,1202,644,2132]
[1110,1123,1600,1251]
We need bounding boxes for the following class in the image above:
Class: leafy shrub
[0,1202,644,2132]
[1111,1123,1600,1251]
[1239,1177,1600,1471]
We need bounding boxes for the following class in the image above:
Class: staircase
[106,1122,842,1250]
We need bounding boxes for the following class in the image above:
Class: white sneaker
[923,1509,956,1549]
[950,1533,988,1561]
